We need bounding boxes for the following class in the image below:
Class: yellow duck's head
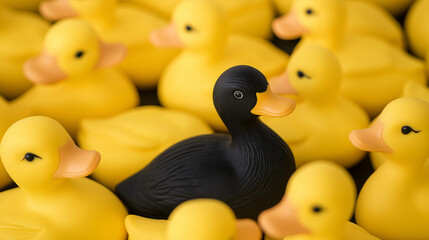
[270,44,342,101]
[350,98,429,165]
[258,161,356,239]
[164,199,261,240]
[40,0,116,20]
[0,116,100,190]
[150,0,229,52]
[23,18,126,85]
[272,0,346,40]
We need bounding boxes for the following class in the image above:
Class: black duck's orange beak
[251,86,296,117]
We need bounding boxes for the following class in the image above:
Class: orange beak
[349,120,393,154]
[96,41,127,68]
[251,86,296,117]
[269,71,298,95]
[235,219,262,240]
[40,0,77,21]
[150,23,185,48]
[272,11,308,40]
[54,139,101,178]
[258,196,311,239]
[23,51,68,84]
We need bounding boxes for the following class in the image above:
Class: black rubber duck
[116,65,296,220]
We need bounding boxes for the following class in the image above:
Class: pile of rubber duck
[0,0,428,239]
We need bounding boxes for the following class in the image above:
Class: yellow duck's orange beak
[40,0,77,21]
[150,23,185,48]
[96,41,127,68]
[235,219,262,240]
[23,51,68,84]
[269,71,298,95]
[349,120,393,154]
[272,11,308,39]
[54,139,101,178]
[258,196,311,239]
[251,86,296,117]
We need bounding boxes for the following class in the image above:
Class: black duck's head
[213,65,296,129]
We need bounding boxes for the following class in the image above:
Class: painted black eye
[23,153,41,162]
[312,205,323,213]
[401,126,420,135]
[233,90,244,99]
[185,25,194,32]
[306,8,314,15]
[75,51,85,58]
[297,71,305,78]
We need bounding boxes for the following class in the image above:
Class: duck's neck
[182,35,228,64]
[307,93,340,107]
[20,178,71,205]
[302,29,345,51]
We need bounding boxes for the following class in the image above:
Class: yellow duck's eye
[401,126,420,135]
[23,153,42,162]
[185,25,194,32]
[306,8,314,15]
[297,70,311,79]
[312,205,323,213]
[233,90,244,99]
[75,50,85,59]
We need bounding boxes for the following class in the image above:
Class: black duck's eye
[185,25,194,32]
[297,70,310,79]
[23,153,41,162]
[75,50,85,59]
[233,90,244,100]
[312,205,323,213]
[401,126,420,135]
[306,8,314,15]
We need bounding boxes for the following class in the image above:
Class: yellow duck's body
[259,161,379,240]
[0,0,43,11]
[77,105,213,190]
[262,45,368,168]
[350,98,429,240]
[13,19,139,137]
[0,116,127,240]
[273,0,425,117]
[405,0,429,72]
[155,0,288,131]
[0,4,49,99]
[272,0,404,48]
[123,0,274,39]
[40,0,179,89]
[356,0,414,16]
[126,199,261,240]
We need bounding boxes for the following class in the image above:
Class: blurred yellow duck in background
[357,0,415,16]
[262,45,369,168]
[273,0,426,117]
[40,0,179,88]
[77,106,213,190]
[272,0,405,48]
[12,19,139,137]
[122,0,274,39]
[350,97,429,240]
[0,0,43,11]
[258,160,379,240]
[0,3,49,99]
[126,198,261,240]
[0,116,127,240]
[152,0,288,131]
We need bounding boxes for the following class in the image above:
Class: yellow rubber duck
[272,0,404,48]
[0,3,49,99]
[405,0,429,70]
[126,199,262,240]
[262,45,369,168]
[12,19,139,137]
[0,116,127,239]
[77,106,213,190]
[39,0,179,89]
[349,97,429,240]
[122,0,274,39]
[0,0,43,11]
[273,0,426,117]
[356,0,415,16]
[152,0,288,131]
[258,160,379,240]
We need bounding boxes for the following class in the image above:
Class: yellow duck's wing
[125,215,166,240]
[402,80,429,103]
[343,222,380,240]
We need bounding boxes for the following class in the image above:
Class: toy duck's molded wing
[0,226,42,240]
[125,215,166,240]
